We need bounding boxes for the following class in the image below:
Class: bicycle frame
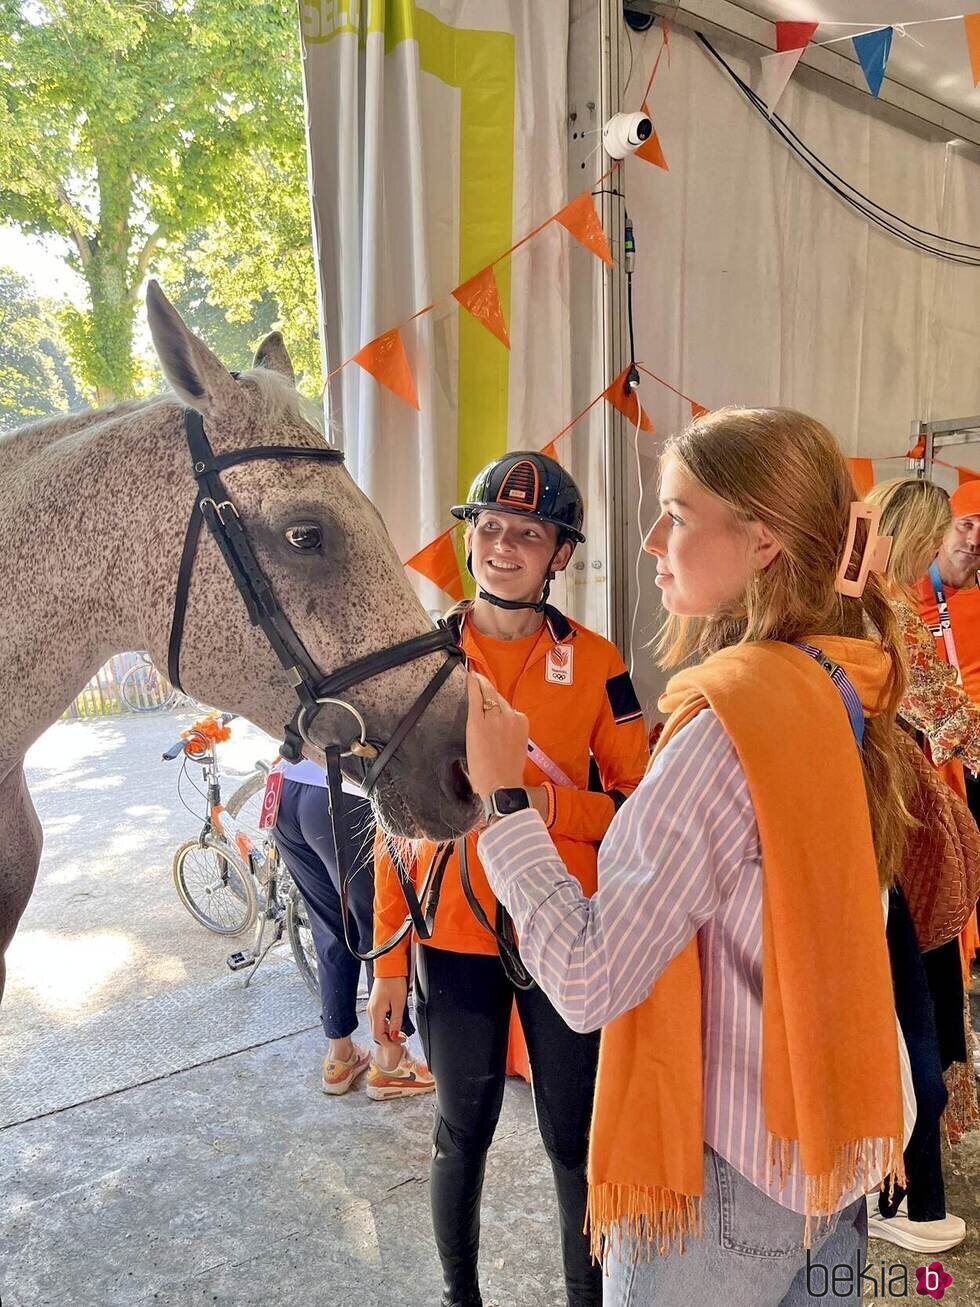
[164,717,315,994]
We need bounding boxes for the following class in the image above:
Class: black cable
[709,43,979,263]
[624,214,640,393]
[627,271,637,364]
[699,35,980,264]
[697,35,980,267]
[176,755,208,821]
[768,97,980,251]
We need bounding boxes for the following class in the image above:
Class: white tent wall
[300,5,980,712]
[616,21,980,718]
[299,1,612,632]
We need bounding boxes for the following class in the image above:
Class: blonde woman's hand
[465,673,529,799]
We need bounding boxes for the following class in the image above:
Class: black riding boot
[552,1159,602,1307]
[431,1113,487,1307]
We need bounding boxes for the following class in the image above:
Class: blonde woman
[862,476,976,1255]
[866,478,980,774]
[465,409,916,1306]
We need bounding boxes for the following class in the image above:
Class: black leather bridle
[166,408,466,956]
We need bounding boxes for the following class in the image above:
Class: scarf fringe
[588,1182,702,1262]
[941,1058,980,1147]
[766,1131,906,1248]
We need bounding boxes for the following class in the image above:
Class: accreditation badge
[259,769,285,829]
[545,644,574,686]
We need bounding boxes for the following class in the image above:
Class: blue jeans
[274,779,414,1043]
[605,1149,867,1306]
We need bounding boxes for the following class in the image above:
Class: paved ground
[0,709,977,1305]
[1,710,564,1307]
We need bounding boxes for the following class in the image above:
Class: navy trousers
[274,778,414,1042]
[880,886,948,1221]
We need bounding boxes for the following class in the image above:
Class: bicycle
[164,714,319,999]
[122,651,210,714]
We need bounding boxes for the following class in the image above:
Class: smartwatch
[482,787,531,824]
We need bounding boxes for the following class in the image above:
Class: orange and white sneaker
[366,1052,436,1101]
[321,1045,371,1096]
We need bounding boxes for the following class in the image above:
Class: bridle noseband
[167,407,464,799]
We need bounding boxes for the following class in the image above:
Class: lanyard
[794,643,865,749]
[526,738,576,788]
[928,561,962,674]
[463,613,577,786]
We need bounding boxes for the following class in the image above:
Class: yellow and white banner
[300,0,572,611]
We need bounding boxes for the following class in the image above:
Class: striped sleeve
[478,710,758,1034]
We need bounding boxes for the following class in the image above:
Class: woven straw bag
[896,730,980,953]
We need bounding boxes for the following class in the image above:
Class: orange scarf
[587,638,905,1257]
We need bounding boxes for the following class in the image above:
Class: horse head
[142,282,477,841]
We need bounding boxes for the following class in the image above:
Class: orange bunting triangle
[604,366,654,433]
[452,266,510,349]
[849,458,875,496]
[690,401,709,420]
[966,14,980,86]
[405,530,464,601]
[353,327,419,409]
[539,441,559,460]
[555,192,614,267]
[636,103,669,170]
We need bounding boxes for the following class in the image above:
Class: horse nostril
[449,759,473,804]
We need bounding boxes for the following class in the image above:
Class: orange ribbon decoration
[555,192,615,267]
[452,266,510,348]
[965,14,980,86]
[405,528,464,600]
[604,365,654,432]
[352,327,420,410]
[635,102,669,171]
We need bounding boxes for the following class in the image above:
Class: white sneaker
[867,1198,967,1253]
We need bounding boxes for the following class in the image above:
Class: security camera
[602,111,653,160]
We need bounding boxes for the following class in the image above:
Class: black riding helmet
[451,451,585,612]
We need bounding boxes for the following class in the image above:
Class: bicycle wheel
[179,693,214,716]
[225,769,267,852]
[121,661,177,713]
[286,886,320,1001]
[172,835,258,936]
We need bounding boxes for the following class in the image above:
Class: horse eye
[285,523,323,552]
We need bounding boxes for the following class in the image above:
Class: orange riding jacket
[373,604,650,977]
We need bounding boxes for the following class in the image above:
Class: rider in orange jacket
[369,451,649,1307]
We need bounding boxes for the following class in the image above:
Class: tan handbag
[896,730,980,952]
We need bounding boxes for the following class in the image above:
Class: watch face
[494,787,529,816]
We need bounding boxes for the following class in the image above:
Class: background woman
[863,477,978,1254]
[273,760,434,1099]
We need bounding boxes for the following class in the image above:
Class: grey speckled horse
[0,281,476,998]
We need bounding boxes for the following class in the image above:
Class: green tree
[158,251,279,374]
[0,1,318,405]
[0,265,82,429]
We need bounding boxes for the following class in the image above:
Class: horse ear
[146,280,240,416]
[253,331,295,383]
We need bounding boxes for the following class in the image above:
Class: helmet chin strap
[477,576,551,613]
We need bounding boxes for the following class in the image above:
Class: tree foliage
[0,264,82,429]
[155,251,279,377]
[0,1,321,404]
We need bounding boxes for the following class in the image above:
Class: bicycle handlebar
[161,711,237,761]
